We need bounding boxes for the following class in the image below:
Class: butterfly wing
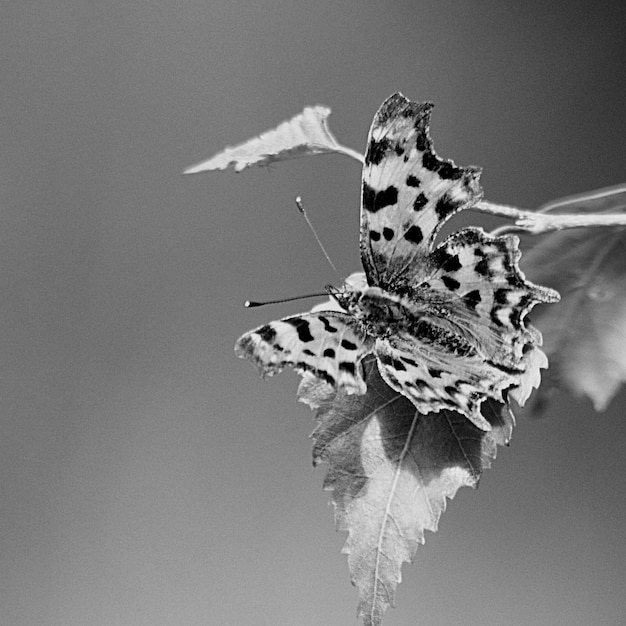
[375,334,498,431]
[235,312,374,395]
[373,227,559,428]
[360,92,483,289]
[423,227,560,363]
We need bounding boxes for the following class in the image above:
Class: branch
[475,200,626,235]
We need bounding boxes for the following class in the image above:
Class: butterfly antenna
[295,196,342,281]
[244,292,328,308]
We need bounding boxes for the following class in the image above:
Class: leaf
[299,356,513,626]
[521,184,626,412]
[184,105,363,174]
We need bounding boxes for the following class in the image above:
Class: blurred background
[1,2,625,625]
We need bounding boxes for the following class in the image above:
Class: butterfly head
[325,283,362,313]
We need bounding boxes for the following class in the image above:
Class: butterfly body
[332,282,476,357]
[236,93,559,430]
[333,285,414,334]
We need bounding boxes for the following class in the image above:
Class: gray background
[2,2,625,625]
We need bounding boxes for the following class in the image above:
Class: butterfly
[235,93,559,431]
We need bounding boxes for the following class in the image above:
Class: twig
[474,200,626,235]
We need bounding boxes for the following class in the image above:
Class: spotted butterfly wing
[360,93,483,287]
[359,93,559,427]
[235,312,373,396]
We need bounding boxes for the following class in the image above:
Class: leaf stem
[336,144,365,163]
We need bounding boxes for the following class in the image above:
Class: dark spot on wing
[422,151,440,172]
[445,254,462,272]
[400,356,418,367]
[365,138,391,166]
[257,325,276,343]
[512,294,531,327]
[296,363,335,387]
[375,186,399,211]
[434,195,458,220]
[441,276,461,291]
[433,248,461,271]
[437,161,461,180]
[406,174,421,188]
[318,316,338,333]
[404,225,424,245]
[323,348,335,358]
[413,192,428,211]
[382,227,394,241]
[369,230,381,241]
[285,318,314,342]
[340,339,358,351]
[490,308,503,327]
[362,183,376,211]
[338,361,356,376]
[428,368,442,378]
[414,127,429,152]
[362,183,399,213]
[464,289,482,310]
[303,349,315,356]
[494,289,509,304]
[475,258,491,277]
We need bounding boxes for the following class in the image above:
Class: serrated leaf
[299,356,513,626]
[184,105,362,174]
[522,184,626,411]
